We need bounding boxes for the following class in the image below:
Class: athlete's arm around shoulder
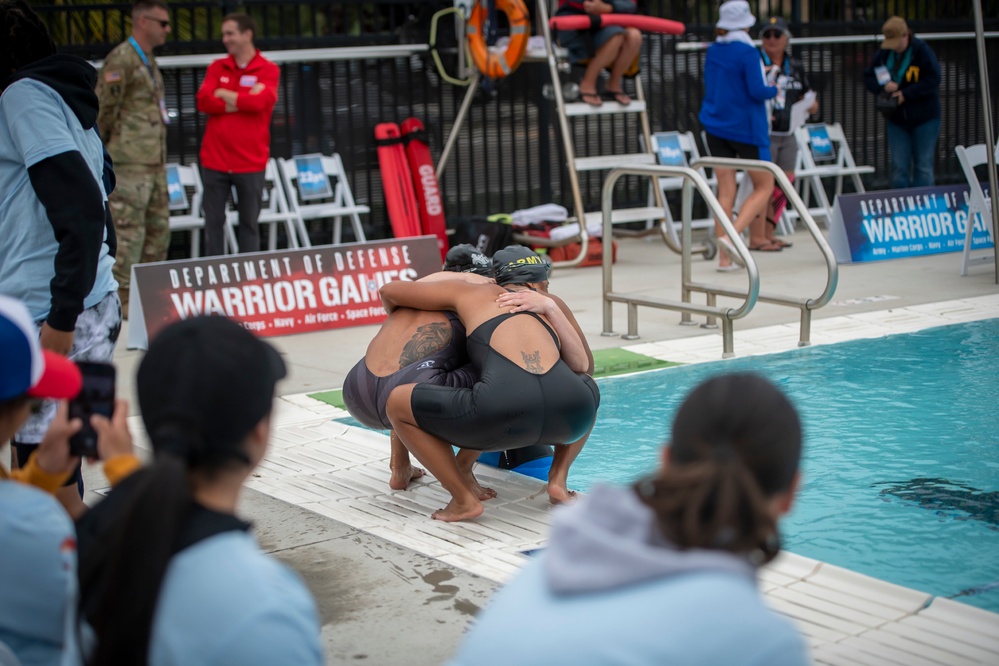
[380,274,488,314]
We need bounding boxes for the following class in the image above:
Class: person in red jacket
[195,13,278,255]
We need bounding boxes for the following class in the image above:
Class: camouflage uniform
[96,39,169,317]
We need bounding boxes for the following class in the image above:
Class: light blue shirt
[450,554,811,666]
[0,78,117,322]
[0,481,82,666]
[150,531,324,666]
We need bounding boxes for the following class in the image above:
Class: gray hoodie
[545,483,757,593]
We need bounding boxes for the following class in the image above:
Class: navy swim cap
[492,245,548,285]
[444,244,492,276]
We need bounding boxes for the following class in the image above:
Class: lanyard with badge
[760,49,791,110]
[129,36,169,125]
[874,47,912,87]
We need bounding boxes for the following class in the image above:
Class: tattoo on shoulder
[398,322,451,367]
[522,350,544,374]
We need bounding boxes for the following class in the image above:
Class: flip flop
[602,89,632,105]
[716,236,746,267]
[749,241,783,252]
[771,238,793,248]
[716,264,741,273]
[579,91,602,107]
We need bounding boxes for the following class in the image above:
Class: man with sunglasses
[96,0,172,319]
[748,16,818,252]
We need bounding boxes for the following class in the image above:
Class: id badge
[874,65,891,86]
[159,98,170,125]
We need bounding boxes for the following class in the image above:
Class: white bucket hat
[717,0,756,31]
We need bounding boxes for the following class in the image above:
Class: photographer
[863,16,941,189]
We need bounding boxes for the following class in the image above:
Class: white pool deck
[106,238,999,663]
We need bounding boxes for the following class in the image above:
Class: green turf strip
[306,349,677,408]
[308,389,345,409]
[589,348,679,378]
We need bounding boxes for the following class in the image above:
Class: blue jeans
[886,117,941,189]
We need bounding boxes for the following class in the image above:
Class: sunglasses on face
[762,31,783,39]
[143,15,170,28]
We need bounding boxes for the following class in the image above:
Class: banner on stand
[128,236,441,349]
[827,184,994,263]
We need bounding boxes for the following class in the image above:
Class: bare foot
[389,464,425,490]
[546,483,578,505]
[432,497,484,522]
[462,470,497,500]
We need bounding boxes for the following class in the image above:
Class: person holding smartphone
[0,294,135,666]
[76,316,323,666]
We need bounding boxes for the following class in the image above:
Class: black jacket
[863,37,941,129]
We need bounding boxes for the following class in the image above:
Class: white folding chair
[792,122,874,227]
[167,162,221,258]
[225,158,308,252]
[955,143,997,276]
[647,131,717,245]
[278,153,369,246]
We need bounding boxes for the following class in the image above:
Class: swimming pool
[574,318,999,613]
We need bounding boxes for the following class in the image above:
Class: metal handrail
[601,165,760,357]
[601,159,839,357]
[692,157,838,352]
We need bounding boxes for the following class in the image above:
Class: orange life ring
[466,0,531,79]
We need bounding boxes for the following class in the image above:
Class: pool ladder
[599,159,839,357]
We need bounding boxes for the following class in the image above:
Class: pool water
[574,318,999,612]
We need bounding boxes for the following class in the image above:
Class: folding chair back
[166,162,206,258]
[279,154,369,246]
[955,143,997,276]
[793,122,874,226]
[647,131,717,244]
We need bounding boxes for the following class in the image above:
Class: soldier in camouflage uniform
[96,0,171,317]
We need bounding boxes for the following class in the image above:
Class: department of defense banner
[828,184,994,263]
[128,236,441,349]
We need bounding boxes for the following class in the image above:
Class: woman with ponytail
[449,373,810,666]
[76,316,323,666]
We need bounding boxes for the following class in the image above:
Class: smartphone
[68,361,116,458]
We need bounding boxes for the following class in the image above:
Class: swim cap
[492,245,549,285]
[443,244,492,276]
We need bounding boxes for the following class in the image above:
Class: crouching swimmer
[342,244,492,493]
[381,246,599,522]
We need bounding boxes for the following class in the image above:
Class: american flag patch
[104,71,122,82]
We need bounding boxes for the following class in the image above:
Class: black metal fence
[32,1,999,241]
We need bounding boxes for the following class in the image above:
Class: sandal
[602,88,631,105]
[748,241,783,252]
[579,90,602,107]
[771,238,793,248]
[716,236,746,267]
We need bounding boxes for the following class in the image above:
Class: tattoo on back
[398,322,451,367]
[522,350,544,374]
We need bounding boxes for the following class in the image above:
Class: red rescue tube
[550,14,685,35]
[375,122,422,239]
[401,117,448,261]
